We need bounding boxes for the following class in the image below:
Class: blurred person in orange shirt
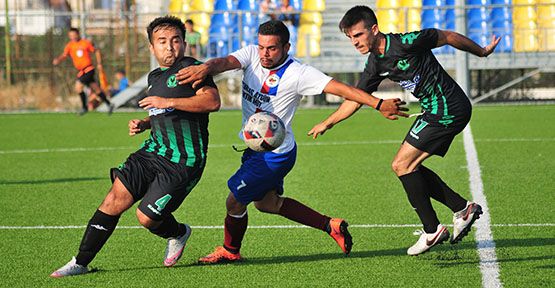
[53,28,114,115]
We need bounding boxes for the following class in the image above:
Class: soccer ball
[242,111,286,152]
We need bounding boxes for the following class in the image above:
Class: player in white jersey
[176,20,408,263]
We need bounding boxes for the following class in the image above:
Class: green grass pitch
[0,105,553,287]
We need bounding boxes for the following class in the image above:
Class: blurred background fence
[1,0,554,111]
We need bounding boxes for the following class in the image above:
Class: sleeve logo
[400,32,420,45]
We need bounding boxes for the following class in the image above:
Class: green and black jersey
[358,29,471,127]
[140,57,217,166]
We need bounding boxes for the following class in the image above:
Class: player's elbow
[207,98,221,112]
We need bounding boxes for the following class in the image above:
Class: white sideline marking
[0,223,553,230]
[463,126,503,288]
[0,137,553,155]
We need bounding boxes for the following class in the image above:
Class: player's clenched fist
[128,119,150,136]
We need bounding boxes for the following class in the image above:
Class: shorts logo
[237,180,247,190]
[154,194,172,212]
[167,75,178,88]
[410,119,428,140]
[265,74,280,88]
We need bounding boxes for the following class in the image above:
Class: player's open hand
[482,35,501,57]
[379,98,409,120]
[307,122,333,139]
[176,64,209,88]
[129,119,146,136]
[138,96,171,110]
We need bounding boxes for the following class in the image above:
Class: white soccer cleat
[50,257,89,278]
[407,224,450,256]
[451,202,483,244]
[163,224,192,267]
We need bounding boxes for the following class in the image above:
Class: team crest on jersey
[167,75,178,88]
[265,74,281,88]
[76,49,84,58]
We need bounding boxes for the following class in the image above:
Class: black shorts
[110,149,205,220]
[78,69,96,86]
[404,113,470,157]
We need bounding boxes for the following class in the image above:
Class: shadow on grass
[0,177,103,185]
[92,247,407,275]
[432,237,555,267]
[85,237,555,274]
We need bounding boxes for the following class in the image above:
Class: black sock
[97,91,111,105]
[79,92,88,110]
[398,170,440,233]
[420,166,468,212]
[75,209,120,266]
[148,214,185,239]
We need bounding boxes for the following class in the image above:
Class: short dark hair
[258,20,290,46]
[147,15,186,43]
[69,27,80,34]
[116,68,126,75]
[185,19,193,25]
[339,5,378,33]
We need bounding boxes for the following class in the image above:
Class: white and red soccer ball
[242,111,286,152]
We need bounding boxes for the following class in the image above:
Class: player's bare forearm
[323,80,408,120]
[138,87,220,113]
[95,50,103,67]
[437,29,501,57]
[176,55,241,87]
[52,54,67,65]
[323,79,380,108]
[308,100,361,139]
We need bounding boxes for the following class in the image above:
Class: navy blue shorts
[227,145,297,205]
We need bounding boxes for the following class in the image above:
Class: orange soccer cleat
[198,246,242,264]
[328,218,353,255]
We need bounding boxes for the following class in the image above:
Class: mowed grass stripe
[0,137,553,154]
[1,223,553,230]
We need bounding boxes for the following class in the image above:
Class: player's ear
[283,42,290,54]
[371,24,379,36]
[148,43,154,55]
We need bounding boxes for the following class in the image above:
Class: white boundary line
[0,223,553,230]
[463,125,503,288]
[0,138,553,155]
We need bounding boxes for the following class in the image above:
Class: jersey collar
[377,34,390,59]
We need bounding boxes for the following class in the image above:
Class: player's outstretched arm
[94,49,103,69]
[323,79,409,120]
[138,86,221,113]
[436,29,501,57]
[129,117,151,136]
[308,100,362,139]
[176,55,242,88]
[52,54,67,65]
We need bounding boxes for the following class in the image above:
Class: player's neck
[264,54,289,70]
[372,33,386,56]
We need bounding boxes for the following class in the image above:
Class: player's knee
[391,160,409,176]
[136,208,157,228]
[99,191,131,215]
[253,201,275,214]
